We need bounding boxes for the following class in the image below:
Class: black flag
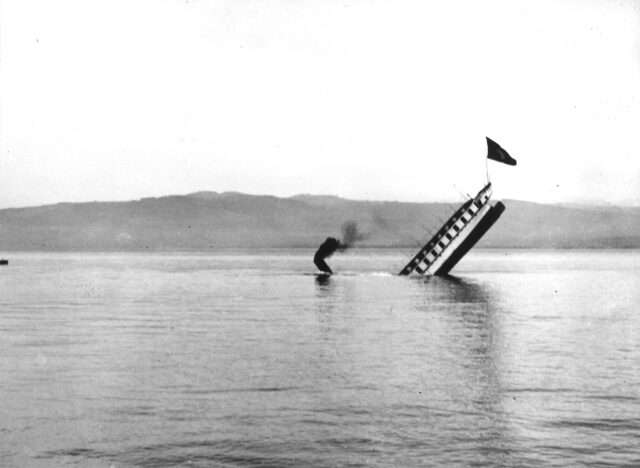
[486,137,517,166]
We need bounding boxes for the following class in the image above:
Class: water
[1,249,639,467]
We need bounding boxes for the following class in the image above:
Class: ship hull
[434,201,505,275]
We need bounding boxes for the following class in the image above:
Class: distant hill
[1,191,639,251]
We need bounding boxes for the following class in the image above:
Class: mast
[399,137,516,276]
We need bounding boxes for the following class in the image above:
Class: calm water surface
[1,250,639,467]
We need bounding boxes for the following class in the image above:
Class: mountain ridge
[1,192,639,250]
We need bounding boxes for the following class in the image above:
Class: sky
[1,0,639,208]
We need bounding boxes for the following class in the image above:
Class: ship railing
[401,184,493,274]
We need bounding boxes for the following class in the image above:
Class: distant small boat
[0,259,8,265]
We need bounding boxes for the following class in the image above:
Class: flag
[486,137,517,166]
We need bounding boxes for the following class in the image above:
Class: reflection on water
[407,275,513,466]
[1,251,640,467]
[314,273,333,289]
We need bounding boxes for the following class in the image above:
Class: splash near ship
[399,137,516,276]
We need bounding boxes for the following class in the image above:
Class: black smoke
[313,221,367,274]
[340,221,367,247]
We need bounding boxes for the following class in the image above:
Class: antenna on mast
[485,156,491,184]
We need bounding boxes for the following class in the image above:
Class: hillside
[0,192,639,250]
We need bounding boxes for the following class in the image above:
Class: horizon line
[1,189,639,211]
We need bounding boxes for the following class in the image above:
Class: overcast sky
[1,0,639,208]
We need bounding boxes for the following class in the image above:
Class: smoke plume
[340,221,367,247]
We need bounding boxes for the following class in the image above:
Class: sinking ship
[399,183,504,276]
[399,137,516,276]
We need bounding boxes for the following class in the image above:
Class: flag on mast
[486,137,517,166]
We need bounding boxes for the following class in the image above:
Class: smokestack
[313,221,367,274]
[313,237,344,274]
